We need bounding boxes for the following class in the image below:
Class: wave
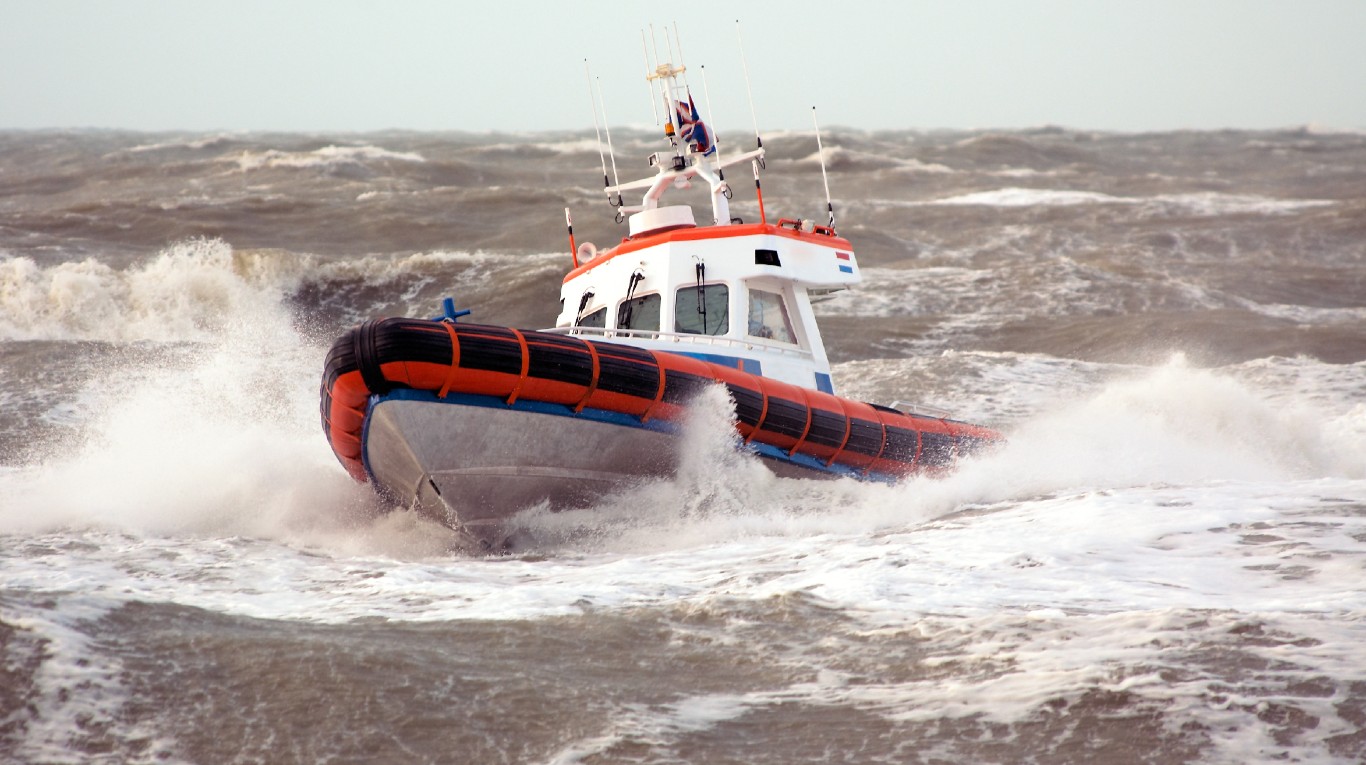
[0,241,562,343]
[478,137,606,155]
[120,133,239,154]
[0,240,397,544]
[813,262,1235,327]
[795,145,956,174]
[232,144,426,171]
[4,321,1360,553]
[907,187,1335,214]
[508,355,1366,556]
[0,239,295,343]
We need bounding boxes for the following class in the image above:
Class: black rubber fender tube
[353,319,390,396]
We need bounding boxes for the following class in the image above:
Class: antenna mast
[736,20,767,222]
[700,64,726,184]
[584,60,610,193]
[641,31,660,126]
[812,106,835,230]
[595,77,623,207]
[736,20,763,155]
[565,208,578,268]
[645,23,687,164]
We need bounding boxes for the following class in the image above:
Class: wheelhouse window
[675,284,729,336]
[577,307,607,328]
[747,288,796,344]
[616,293,661,331]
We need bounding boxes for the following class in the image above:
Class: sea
[1,125,1364,764]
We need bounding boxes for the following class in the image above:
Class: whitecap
[233,144,425,171]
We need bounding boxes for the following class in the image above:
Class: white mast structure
[608,29,765,227]
[558,24,860,394]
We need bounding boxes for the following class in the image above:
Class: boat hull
[364,393,680,548]
[321,317,999,550]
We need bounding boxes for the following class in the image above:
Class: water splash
[510,356,1366,555]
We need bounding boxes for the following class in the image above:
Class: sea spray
[0,239,436,552]
[508,384,778,552]
[0,239,296,343]
[508,356,1366,557]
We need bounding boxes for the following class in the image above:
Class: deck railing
[544,326,815,360]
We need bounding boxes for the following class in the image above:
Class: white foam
[1243,302,1366,325]
[0,308,378,543]
[0,238,412,547]
[537,601,1366,762]
[796,145,955,173]
[3,265,1364,759]
[813,261,1153,324]
[929,187,1121,207]
[119,133,236,154]
[1,596,187,764]
[9,355,1361,623]
[0,244,564,343]
[0,240,300,342]
[1146,191,1335,216]
[542,693,756,764]
[905,187,1334,214]
[832,351,1112,425]
[479,137,606,155]
[233,144,425,171]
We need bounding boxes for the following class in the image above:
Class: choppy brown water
[2,128,1365,764]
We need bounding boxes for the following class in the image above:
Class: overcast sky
[4,0,1364,134]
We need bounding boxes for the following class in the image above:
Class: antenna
[736,20,767,222]
[647,24,678,146]
[672,23,693,93]
[700,64,725,182]
[649,23,662,70]
[812,106,835,230]
[663,24,683,134]
[595,76,624,207]
[664,24,678,76]
[736,20,763,155]
[641,31,660,126]
[584,60,609,193]
[753,158,767,225]
[565,208,578,268]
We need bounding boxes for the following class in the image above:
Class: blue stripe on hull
[678,352,761,375]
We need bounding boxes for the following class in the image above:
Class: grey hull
[364,399,682,550]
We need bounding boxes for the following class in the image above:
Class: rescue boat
[320,34,1000,549]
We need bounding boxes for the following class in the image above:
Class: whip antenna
[595,76,624,207]
[737,19,767,221]
[812,106,835,230]
[671,23,692,92]
[736,20,763,156]
[649,23,662,70]
[700,64,725,183]
[647,24,678,148]
[565,208,579,267]
[641,31,660,126]
[584,60,610,193]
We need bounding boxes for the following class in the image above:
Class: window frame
[577,306,607,328]
[615,292,662,331]
[673,283,730,336]
[745,286,798,345]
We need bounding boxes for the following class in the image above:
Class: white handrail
[544,326,814,360]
